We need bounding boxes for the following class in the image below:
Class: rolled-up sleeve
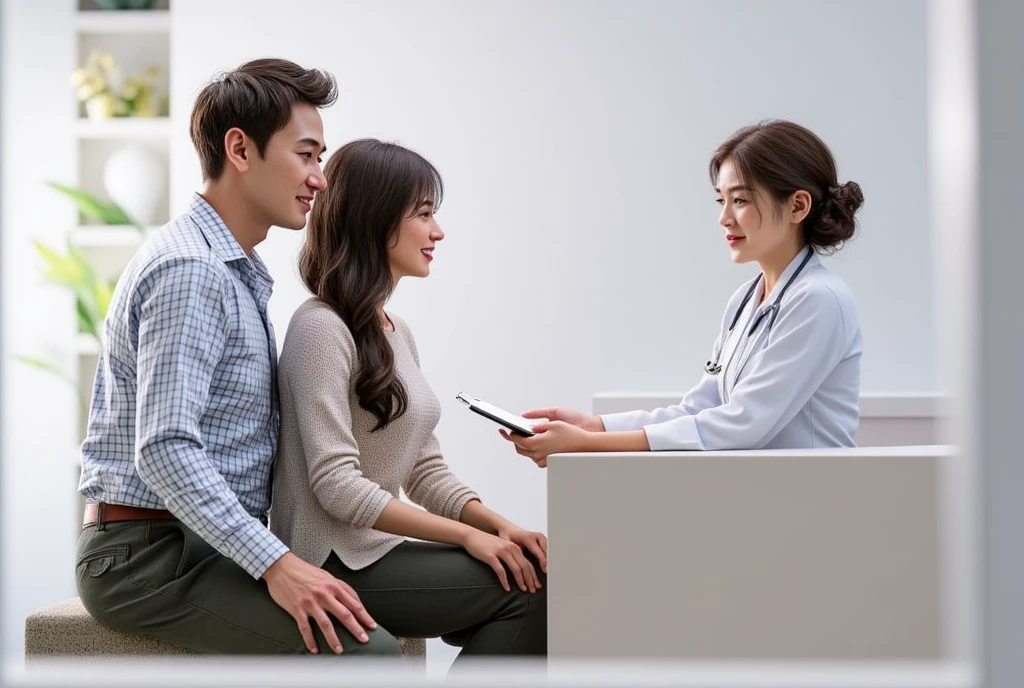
[133,257,288,579]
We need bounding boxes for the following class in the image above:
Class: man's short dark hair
[189,58,338,181]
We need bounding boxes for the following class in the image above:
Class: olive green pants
[76,519,547,661]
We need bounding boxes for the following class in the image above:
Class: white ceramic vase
[85,95,116,121]
[103,145,166,226]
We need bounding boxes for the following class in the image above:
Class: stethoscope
[704,247,814,375]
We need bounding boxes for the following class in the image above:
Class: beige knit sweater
[269,298,479,570]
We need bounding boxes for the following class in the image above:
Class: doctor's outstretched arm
[516,330,727,439]
[506,367,723,466]
[502,284,853,462]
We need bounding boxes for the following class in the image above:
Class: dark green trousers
[323,542,547,658]
[76,519,547,661]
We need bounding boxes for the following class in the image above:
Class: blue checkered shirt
[79,194,289,579]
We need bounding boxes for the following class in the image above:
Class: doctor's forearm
[583,429,650,452]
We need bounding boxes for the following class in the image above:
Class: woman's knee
[502,579,549,624]
[337,626,402,656]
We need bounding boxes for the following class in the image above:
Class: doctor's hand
[521,406,605,432]
[499,420,593,468]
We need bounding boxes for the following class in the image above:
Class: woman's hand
[522,406,604,432]
[499,420,593,468]
[461,530,542,593]
[496,523,548,574]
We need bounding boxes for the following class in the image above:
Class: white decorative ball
[103,145,166,226]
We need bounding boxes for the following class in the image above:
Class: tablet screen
[456,393,536,436]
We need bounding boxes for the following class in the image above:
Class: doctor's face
[715,158,793,266]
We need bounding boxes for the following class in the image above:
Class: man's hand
[262,552,377,654]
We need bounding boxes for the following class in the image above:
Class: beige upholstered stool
[25,597,425,662]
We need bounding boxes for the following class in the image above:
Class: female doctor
[502,120,864,466]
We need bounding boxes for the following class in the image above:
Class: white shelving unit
[69,224,152,248]
[67,2,172,481]
[73,117,172,139]
[75,8,170,33]
[75,332,101,357]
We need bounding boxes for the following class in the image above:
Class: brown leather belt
[83,502,176,528]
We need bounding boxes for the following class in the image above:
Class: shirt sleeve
[643,284,852,451]
[601,331,725,432]
[283,306,396,528]
[133,257,288,579]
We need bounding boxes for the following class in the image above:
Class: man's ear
[790,190,812,225]
[223,127,251,174]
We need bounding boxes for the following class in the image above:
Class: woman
[503,120,864,466]
[270,139,547,661]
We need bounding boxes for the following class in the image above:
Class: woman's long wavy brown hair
[299,138,443,431]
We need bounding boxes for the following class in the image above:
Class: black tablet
[455,392,536,437]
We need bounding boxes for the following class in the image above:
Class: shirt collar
[186,193,248,264]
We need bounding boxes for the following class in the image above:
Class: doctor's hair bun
[809,180,864,254]
[710,119,865,254]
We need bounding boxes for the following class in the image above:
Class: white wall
[168,0,930,672]
[0,0,932,672]
[0,0,81,662]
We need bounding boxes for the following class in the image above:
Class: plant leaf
[46,181,143,230]
[33,240,86,287]
[75,297,100,341]
[31,240,113,347]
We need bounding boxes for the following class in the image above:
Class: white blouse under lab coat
[601,250,862,450]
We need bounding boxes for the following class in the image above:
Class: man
[76,58,399,656]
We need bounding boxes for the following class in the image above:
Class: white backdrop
[171,0,932,506]
[1,0,932,672]
[175,0,933,453]
[167,0,931,672]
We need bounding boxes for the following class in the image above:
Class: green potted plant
[18,241,114,409]
[17,184,145,404]
[71,51,165,120]
[46,182,144,230]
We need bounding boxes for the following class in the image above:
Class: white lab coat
[601,249,862,450]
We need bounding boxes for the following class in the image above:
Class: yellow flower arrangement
[70,51,165,119]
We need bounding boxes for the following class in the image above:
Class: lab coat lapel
[728,311,767,392]
[720,280,762,401]
[716,324,736,402]
[727,249,819,391]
